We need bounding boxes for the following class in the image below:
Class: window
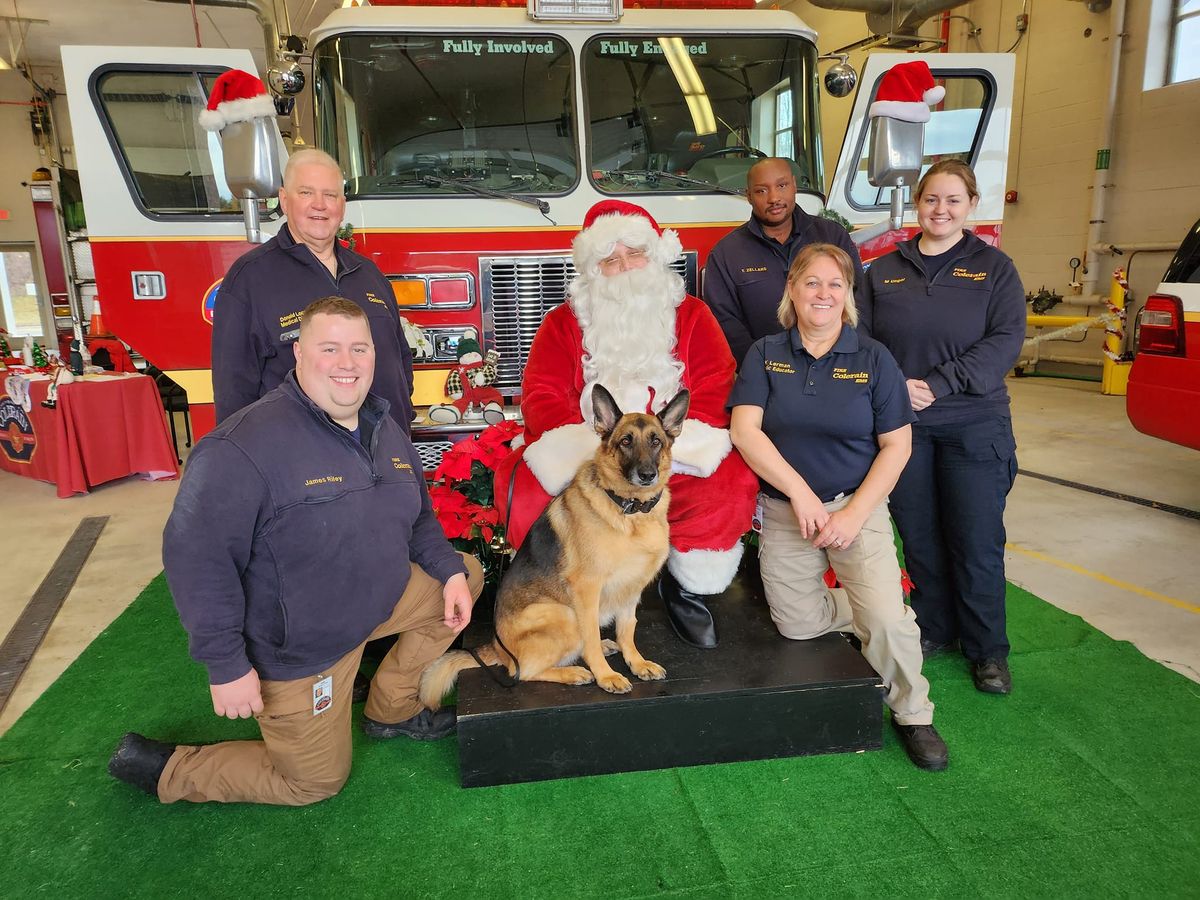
[93,68,274,217]
[0,246,47,338]
[313,34,577,197]
[844,72,993,211]
[773,83,794,160]
[583,35,820,195]
[1168,0,1200,84]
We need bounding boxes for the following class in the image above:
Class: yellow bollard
[1101,268,1132,396]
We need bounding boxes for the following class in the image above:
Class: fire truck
[59,1,1013,447]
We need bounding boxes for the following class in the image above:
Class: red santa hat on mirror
[868,60,945,124]
[199,68,277,132]
[573,199,683,274]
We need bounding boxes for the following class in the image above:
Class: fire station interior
[1,0,1198,893]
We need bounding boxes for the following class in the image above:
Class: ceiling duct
[804,0,968,44]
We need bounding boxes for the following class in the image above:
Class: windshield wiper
[598,169,745,198]
[422,175,550,216]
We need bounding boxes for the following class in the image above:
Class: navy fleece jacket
[704,207,863,367]
[857,231,1026,425]
[212,224,415,430]
[163,373,466,685]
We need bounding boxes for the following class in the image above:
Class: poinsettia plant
[429,418,524,589]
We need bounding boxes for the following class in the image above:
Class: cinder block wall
[791,0,1200,364]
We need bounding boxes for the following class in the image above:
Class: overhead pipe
[1079,0,1127,300]
[802,0,968,35]
[149,0,283,69]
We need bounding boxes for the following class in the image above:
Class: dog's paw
[600,639,620,657]
[596,672,632,694]
[562,666,595,685]
[631,659,667,681]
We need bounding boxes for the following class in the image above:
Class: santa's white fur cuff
[669,419,731,478]
[667,543,743,595]
[523,423,599,496]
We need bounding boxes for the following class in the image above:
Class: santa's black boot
[659,570,718,649]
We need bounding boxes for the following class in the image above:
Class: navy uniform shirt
[728,323,914,502]
[704,208,864,368]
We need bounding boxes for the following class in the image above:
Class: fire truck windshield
[313,33,577,198]
[314,30,820,201]
[584,34,820,196]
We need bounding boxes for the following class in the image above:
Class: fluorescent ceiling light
[660,37,716,136]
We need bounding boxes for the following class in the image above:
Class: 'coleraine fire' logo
[0,396,37,463]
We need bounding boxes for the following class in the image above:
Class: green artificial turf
[3,575,1199,898]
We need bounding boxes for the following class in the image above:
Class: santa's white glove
[668,419,732,478]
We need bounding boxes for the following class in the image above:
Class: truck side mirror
[219,118,282,244]
[867,117,923,189]
[867,117,923,231]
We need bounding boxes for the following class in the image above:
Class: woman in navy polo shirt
[858,160,1026,696]
[729,243,947,772]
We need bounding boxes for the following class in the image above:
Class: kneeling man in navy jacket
[109,296,483,806]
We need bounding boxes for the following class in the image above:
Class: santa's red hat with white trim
[199,69,277,132]
[572,199,683,273]
[868,60,945,124]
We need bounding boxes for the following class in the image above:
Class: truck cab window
[93,69,274,218]
[312,33,577,197]
[846,73,993,211]
[583,35,820,196]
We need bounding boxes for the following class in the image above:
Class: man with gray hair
[212,148,415,430]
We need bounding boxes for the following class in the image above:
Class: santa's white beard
[569,263,686,421]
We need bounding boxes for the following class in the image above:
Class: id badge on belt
[751,493,764,534]
[312,675,333,716]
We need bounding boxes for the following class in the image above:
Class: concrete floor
[1,378,1198,735]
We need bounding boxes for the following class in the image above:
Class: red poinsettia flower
[433,444,475,483]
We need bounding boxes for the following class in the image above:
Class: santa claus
[495,199,758,648]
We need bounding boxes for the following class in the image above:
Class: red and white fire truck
[60,1,1014,443]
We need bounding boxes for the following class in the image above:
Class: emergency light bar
[528,0,621,21]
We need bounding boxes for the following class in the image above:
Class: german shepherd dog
[419,385,690,705]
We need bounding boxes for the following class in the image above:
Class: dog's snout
[635,468,658,486]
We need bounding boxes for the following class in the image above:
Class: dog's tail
[418,644,503,709]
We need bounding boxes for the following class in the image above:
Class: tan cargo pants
[158,554,483,806]
[759,495,934,726]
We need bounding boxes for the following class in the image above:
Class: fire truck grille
[412,439,455,473]
[481,253,695,393]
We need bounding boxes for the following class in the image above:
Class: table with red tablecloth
[0,373,179,497]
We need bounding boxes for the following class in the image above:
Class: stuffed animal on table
[427,330,505,425]
[40,359,76,410]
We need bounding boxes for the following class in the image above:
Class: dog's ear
[591,384,623,437]
[657,389,690,439]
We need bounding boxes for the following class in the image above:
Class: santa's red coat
[495,295,757,552]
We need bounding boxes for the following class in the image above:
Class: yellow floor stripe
[1006,542,1200,615]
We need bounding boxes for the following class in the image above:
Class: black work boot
[972,658,1012,694]
[361,707,456,741]
[891,718,949,771]
[658,570,718,649]
[108,733,176,797]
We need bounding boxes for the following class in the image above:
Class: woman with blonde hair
[729,243,947,771]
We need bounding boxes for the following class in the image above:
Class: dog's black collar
[605,488,663,515]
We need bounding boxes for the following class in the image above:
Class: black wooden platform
[455,559,884,787]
